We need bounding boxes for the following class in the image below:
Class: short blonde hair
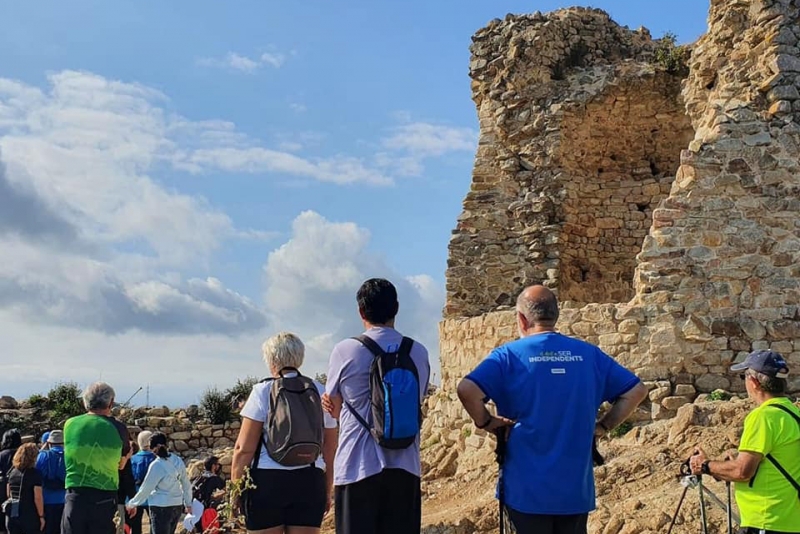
[262,332,305,372]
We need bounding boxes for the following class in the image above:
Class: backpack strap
[749,403,800,498]
[342,335,385,433]
[351,335,386,357]
[398,337,414,358]
[767,404,800,498]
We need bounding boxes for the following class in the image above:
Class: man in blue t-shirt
[458,285,647,534]
[35,430,66,534]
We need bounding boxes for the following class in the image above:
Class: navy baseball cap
[731,350,790,378]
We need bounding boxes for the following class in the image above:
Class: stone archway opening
[557,71,695,305]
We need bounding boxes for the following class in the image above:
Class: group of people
[0,388,225,534]
[2,278,798,534]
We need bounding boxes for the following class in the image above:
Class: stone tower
[428,0,800,438]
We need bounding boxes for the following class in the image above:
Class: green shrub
[224,377,260,409]
[27,394,48,409]
[708,390,732,401]
[653,32,690,76]
[47,382,84,422]
[609,421,633,438]
[201,387,232,424]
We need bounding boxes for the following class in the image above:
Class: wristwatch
[701,460,711,475]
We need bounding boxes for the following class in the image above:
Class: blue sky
[0,1,709,406]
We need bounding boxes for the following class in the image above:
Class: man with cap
[40,431,51,451]
[36,430,67,534]
[690,350,800,534]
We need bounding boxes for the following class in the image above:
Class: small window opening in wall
[649,160,660,175]
[706,75,717,91]
[598,167,604,174]
[609,154,618,161]
[636,202,650,212]
[580,266,590,282]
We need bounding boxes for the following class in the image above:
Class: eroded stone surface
[432,0,800,452]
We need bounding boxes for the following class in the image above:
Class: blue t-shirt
[466,332,640,515]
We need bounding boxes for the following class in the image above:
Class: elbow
[738,463,758,481]
[456,379,471,403]
[630,382,648,405]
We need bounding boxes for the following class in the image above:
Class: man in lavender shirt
[322,278,431,534]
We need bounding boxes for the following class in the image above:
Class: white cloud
[263,210,444,381]
[289,103,307,113]
[260,52,286,69]
[197,49,286,73]
[382,122,477,157]
[0,72,453,405]
[182,148,392,185]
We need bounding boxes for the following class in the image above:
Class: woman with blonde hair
[232,332,338,534]
[4,443,45,534]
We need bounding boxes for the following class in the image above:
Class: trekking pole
[493,428,507,534]
[666,483,690,534]
[698,476,709,534]
[726,481,733,534]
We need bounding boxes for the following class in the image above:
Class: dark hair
[204,455,219,472]
[1,429,21,451]
[149,432,170,459]
[357,278,399,325]
[750,371,787,395]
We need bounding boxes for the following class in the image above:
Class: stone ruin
[425,0,800,453]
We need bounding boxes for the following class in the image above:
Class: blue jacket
[35,447,66,505]
[130,451,156,506]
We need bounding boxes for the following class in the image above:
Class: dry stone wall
[123,407,240,475]
[430,0,800,459]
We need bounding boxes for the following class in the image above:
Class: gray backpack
[256,369,324,467]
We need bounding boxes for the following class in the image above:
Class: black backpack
[191,473,213,507]
[344,335,422,449]
[253,368,324,467]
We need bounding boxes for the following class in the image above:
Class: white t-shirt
[240,376,337,471]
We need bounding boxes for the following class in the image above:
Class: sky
[0,0,709,407]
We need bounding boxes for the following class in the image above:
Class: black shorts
[243,466,326,530]
[506,508,588,534]
[334,468,421,534]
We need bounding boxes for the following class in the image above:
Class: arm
[456,378,514,433]
[34,485,44,528]
[323,346,346,419]
[321,394,342,419]
[179,464,192,509]
[231,417,263,482]
[322,427,338,513]
[596,382,648,436]
[126,463,160,508]
[689,447,762,482]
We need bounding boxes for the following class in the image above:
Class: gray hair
[748,370,787,395]
[82,382,115,411]
[137,430,153,451]
[516,288,560,324]
[262,332,305,372]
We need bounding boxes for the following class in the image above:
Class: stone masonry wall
[445,8,692,316]
[123,407,241,476]
[430,0,800,460]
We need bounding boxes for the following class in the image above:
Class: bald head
[516,285,559,326]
